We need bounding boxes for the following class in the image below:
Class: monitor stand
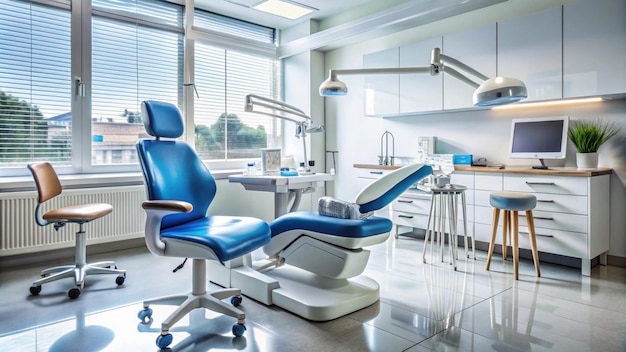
[532,159,549,170]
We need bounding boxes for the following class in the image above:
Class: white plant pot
[576,152,598,169]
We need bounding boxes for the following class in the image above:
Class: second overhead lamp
[319,47,528,107]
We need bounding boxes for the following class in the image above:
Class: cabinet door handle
[398,200,414,203]
[370,171,383,175]
[525,181,555,185]
[519,214,554,221]
[520,231,554,238]
[398,215,414,219]
[537,200,554,203]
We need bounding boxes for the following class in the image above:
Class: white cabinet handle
[370,171,383,175]
[398,200,414,203]
[398,214,414,219]
[525,181,555,185]
[537,200,554,203]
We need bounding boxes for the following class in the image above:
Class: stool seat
[489,191,536,211]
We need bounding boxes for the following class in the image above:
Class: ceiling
[194,0,376,30]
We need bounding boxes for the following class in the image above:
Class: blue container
[453,154,473,165]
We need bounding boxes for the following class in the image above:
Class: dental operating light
[319,47,528,107]
[245,94,324,173]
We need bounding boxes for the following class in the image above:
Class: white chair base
[141,259,245,335]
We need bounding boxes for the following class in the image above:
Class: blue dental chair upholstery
[135,100,271,349]
[258,163,433,320]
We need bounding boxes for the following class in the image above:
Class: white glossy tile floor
[1,237,625,352]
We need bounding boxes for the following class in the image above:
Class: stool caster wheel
[232,323,246,337]
[231,295,243,307]
[156,333,173,349]
[138,307,153,323]
[30,285,42,296]
[68,288,81,299]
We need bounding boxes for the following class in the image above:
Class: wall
[321,6,626,261]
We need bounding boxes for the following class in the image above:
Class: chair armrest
[142,200,193,256]
[142,200,192,213]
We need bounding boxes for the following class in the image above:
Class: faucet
[379,130,395,166]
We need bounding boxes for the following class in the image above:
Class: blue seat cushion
[270,211,392,238]
[490,191,537,211]
[161,216,271,262]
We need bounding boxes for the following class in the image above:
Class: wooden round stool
[486,191,541,280]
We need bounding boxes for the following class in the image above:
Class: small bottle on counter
[245,162,254,175]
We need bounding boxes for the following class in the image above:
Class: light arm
[244,94,325,174]
[245,94,311,122]
[319,47,527,106]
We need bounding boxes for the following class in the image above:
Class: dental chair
[210,163,432,321]
[135,100,271,349]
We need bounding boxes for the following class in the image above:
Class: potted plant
[568,119,620,169]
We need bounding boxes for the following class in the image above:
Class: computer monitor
[508,116,569,169]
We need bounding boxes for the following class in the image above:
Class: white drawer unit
[355,165,611,276]
[498,173,609,276]
[390,189,431,238]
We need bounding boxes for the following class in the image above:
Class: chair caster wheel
[30,285,41,295]
[68,288,81,299]
[138,307,153,322]
[115,275,125,285]
[156,333,173,349]
[232,323,246,337]
[230,295,243,307]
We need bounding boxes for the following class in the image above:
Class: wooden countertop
[353,164,613,177]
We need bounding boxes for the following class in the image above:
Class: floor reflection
[488,286,553,351]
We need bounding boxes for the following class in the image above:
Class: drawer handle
[370,171,383,175]
[398,200,414,203]
[519,214,554,221]
[520,231,554,238]
[525,181,555,185]
[537,200,554,203]
[398,215,414,219]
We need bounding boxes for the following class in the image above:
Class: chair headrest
[141,100,184,138]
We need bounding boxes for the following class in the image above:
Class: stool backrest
[28,162,62,204]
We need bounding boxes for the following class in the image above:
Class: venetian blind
[0,0,72,167]
[193,9,279,161]
[91,0,183,165]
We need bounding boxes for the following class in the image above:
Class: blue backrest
[356,164,432,214]
[136,100,216,229]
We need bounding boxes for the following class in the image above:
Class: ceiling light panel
[253,0,316,20]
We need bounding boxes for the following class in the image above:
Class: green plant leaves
[567,119,620,153]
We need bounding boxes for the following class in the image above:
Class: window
[0,0,279,175]
[0,0,72,171]
[194,45,280,160]
[193,10,279,162]
[91,11,183,165]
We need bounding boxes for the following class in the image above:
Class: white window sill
[0,169,244,192]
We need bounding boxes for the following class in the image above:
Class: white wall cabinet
[363,48,399,116]
[399,37,443,113]
[563,0,626,98]
[442,24,497,110]
[497,6,563,102]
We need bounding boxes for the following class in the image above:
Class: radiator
[0,185,147,256]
